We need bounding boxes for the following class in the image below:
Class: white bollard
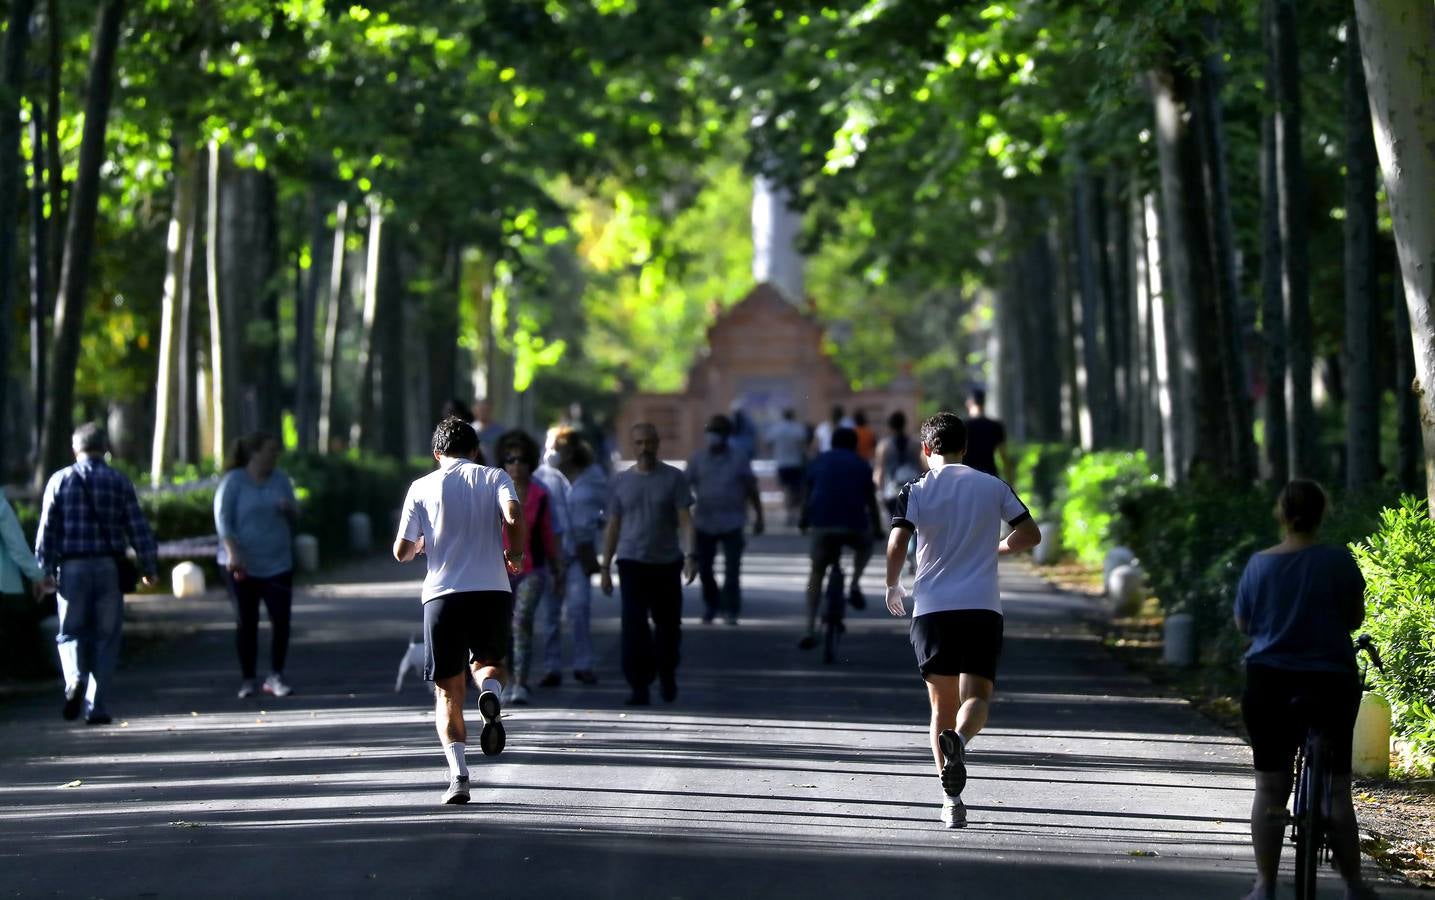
[1033,522,1062,566]
[1103,547,1136,593]
[347,512,373,554]
[1352,693,1392,779]
[1162,612,1196,667]
[293,534,320,573]
[171,561,206,598]
[1107,564,1147,615]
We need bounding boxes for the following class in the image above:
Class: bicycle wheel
[1293,739,1324,900]
[823,564,844,664]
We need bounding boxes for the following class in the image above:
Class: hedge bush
[1058,450,1158,565]
[1350,496,1435,760]
[1012,443,1077,523]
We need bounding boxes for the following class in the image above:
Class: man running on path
[394,417,527,805]
[798,427,882,649]
[600,423,698,705]
[884,412,1040,828]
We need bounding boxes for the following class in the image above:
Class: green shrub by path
[1058,450,1158,565]
[1012,443,1076,523]
[1351,496,1435,764]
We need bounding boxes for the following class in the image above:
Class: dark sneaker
[537,672,561,688]
[441,776,471,805]
[659,673,677,703]
[848,587,867,610]
[477,690,505,756]
[939,729,967,798]
[624,690,650,706]
[941,798,967,829]
[573,670,598,685]
[797,633,818,650]
[724,616,738,626]
[62,683,84,721]
[84,713,112,726]
[700,613,715,625]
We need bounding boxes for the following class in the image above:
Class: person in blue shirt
[1233,479,1376,900]
[215,432,299,700]
[797,427,882,649]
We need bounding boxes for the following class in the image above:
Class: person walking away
[812,404,853,455]
[686,415,764,625]
[1,493,54,671]
[884,413,1040,828]
[470,398,506,469]
[797,427,882,649]
[532,433,574,688]
[35,423,159,725]
[729,402,759,459]
[552,429,607,685]
[393,416,526,805]
[497,430,562,706]
[963,389,1010,481]
[767,409,809,527]
[852,411,877,462]
[874,411,923,513]
[600,423,698,705]
[215,433,300,699]
[1234,480,1378,900]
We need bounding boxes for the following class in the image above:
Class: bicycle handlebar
[1356,634,1385,673]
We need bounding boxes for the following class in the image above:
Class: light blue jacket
[0,496,44,596]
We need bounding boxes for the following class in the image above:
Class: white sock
[481,678,502,697]
[444,742,468,778]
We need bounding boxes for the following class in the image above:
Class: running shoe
[939,729,967,797]
[537,672,562,688]
[940,798,967,829]
[509,684,531,705]
[573,670,598,685]
[85,712,113,726]
[477,690,505,756]
[848,587,867,610]
[441,775,471,805]
[62,681,85,721]
[237,679,258,699]
[797,633,818,650]
[262,674,292,697]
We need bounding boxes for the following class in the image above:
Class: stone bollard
[1352,693,1392,779]
[293,534,320,573]
[1162,612,1196,667]
[1103,547,1136,594]
[171,561,206,598]
[347,512,373,554]
[1107,564,1147,616]
[1033,522,1061,565]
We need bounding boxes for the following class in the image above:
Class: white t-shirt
[891,463,1030,616]
[813,417,856,454]
[397,457,517,602]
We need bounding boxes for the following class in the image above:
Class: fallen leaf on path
[1126,850,1158,857]
[790,784,817,789]
[168,820,203,828]
[58,780,82,789]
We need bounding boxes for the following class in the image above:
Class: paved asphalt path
[0,534,1418,899]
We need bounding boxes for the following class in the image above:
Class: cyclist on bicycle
[1234,479,1377,900]
[797,427,882,650]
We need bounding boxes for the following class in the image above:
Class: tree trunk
[377,238,407,458]
[293,187,328,452]
[37,0,126,484]
[176,157,200,465]
[1394,277,1424,493]
[149,144,198,485]
[1259,21,1289,485]
[427,241,462,420]
[204,141,235,465]
[317,200,348,453]
[1072,169,1114,446]
[1142,191,1181,485]
[0,0,36,478]
[1130,190,1157,464]
[1354,0,1435,513]
[350,199,384,452]
[1343,19,1381,491]
[1024,208,1063,442]
[221,166,280,437]
[1272,0,1317,478]
[1101,178,1134,445]
[28,90,49,467]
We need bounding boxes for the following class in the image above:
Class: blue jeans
[55,557,124,718]
[696,529,745,621]
[539,562,594,673]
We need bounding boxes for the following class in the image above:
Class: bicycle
[821,553,847,664]
[1290,633,1384,900]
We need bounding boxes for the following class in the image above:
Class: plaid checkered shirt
[35,457,158,578]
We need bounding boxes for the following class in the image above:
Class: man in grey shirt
[686,414,763,625]
[600,423,697,705]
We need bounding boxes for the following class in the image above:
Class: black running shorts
[910,609,1004,682]
[1241,663,1360,774]
[423,590,513,682]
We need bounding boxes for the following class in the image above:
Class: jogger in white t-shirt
[884,412,1041,828]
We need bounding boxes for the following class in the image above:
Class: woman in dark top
[1233,479,1376,900]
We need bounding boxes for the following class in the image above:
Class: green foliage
[1012,442,1077,522]
[1058,450,1157,565]
[1350,497,1435,758]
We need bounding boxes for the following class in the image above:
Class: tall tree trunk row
[1343,18,1381,491]
[0,0,36,477]
[150,143,198,485]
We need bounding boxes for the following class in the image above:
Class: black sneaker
[537,672,561,688]
[84,713,112,726]
[848,587,867,610]
[939,729,967,797]
[477,690,505,756]
[797,633,818,650]
[441,775,471,805]
[62,682,85,721]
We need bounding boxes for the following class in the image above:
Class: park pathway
[0,533,1418,899]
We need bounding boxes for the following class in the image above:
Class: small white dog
[394,634,426,691]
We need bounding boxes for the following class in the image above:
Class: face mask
[706,431,727,450]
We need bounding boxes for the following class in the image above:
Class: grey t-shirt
[1234,544,1365,672]
[609,463,692,564]
[686,447,755,534]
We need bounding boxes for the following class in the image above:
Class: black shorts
[910,609,1004,681]
[1241,664,1360,774]
[808,528,873,567]
[423,590,513,682]
[777,465,805,492]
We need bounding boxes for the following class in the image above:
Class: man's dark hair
[829,404,844,423]
[920,413,967,456]
[969,388,987,409]
[887,411,907,432]
[831,427,859,451]
[1277,478,1327,534]
[853,410,867,427]
[497,429,540,468]
[440,397,472,421]
[432,415,479,458]
[705,414,733,437]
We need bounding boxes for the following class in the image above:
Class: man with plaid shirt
[36,424,158,725]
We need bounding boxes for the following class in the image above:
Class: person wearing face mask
[685,414,764,626]
[532,433,575,688]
